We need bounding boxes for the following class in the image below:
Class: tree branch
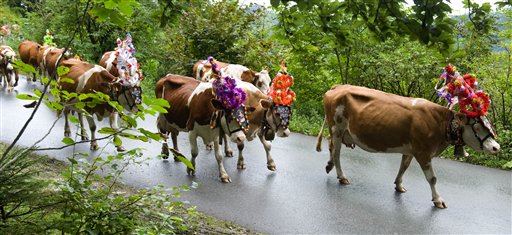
[2,0,92,159]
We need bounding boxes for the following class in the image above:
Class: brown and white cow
[192,59,271,94]
[18,40,41,81]
[155,74,250,183]
[316,85,500,208]
[58,59,141,152]
[0,45,19,91]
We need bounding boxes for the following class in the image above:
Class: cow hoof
[64,131,71,137]
[221,176,232,183]
[395,186,407,193]
[90,144,99,151]
[225,150,233,158]
[187,168,195,176]
[433,201,447,209]
[116,146,126,152]
[338,178,350,185]
[161,155,169,160]
[206,144,213,151]
[326,162,334,173]
[267,164,276,171]
[237,161,246,169]
[81,136,89,141]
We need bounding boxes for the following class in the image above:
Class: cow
[231,81,292,171]
[58,59,142,152]
[316,84,500,209]
[192,59,271,94]
[18,40,41,81]
[155,74,251,183]
[0,45,19,91]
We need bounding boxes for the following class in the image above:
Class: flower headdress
[209,57,246,110]
[114,33,143,87]
[437,64,490,118]
[268,59,296,106]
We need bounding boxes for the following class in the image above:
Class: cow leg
[394,154,414,193]
[326,137,334,173]
[257,131,276,171]
[187,132,199,176]
[86,116,99,151]
[223,134,233,157]
[156,115,170,159]
[214,138,231,183]
[109,112,125,152]
[236,142,245,169]
[417,157,446,209]
[331,135,349,184]
[170,129,180,161]
[78,112,89,141]
[63,108,71,137]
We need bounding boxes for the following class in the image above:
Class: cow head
[112,82,142,113]
[255,70,271,94]
[211,99,247,144]
[454,113,500,154]
[260,99,291,139]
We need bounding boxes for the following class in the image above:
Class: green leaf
[62,137,74,145]
[98,127,117,134]
[68,115,80,124]
[16,94,39,100]
[60,77,75,84]
[151,105,168,114]
[152,98,171,108]
[78,93,89,101]
[138,128,161,141]
[57,66,70,76]
[173,153,194,170]
[270,0,280,8]
[12,61,37,74]
[113,135,122,146]
[68,157,78,164]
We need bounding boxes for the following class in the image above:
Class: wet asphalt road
[1,80,511,234]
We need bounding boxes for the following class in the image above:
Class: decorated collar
[208,57,246,110]
[446,115,464,146]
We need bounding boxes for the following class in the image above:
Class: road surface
[1,80,511,234]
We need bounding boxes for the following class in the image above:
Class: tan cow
[0,45,19,91]
[155,74,250,183]
[18,40,41,81]
[316,84,500,209]
[192,59,271,94]
[58,59,142,152]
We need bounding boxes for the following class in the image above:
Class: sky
[240,0,501,15]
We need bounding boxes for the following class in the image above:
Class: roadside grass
[0,143,262,234]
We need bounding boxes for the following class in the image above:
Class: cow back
[156,74,202,130]
[99,51,118,77]
[58,59,114,95]
[324,85,452,153]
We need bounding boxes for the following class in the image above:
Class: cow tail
[316,115,327,152]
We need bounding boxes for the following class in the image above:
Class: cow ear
[246,106,256,112]
[455,112,468,125]
[260,99,272,109]
[211,99,224,110]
